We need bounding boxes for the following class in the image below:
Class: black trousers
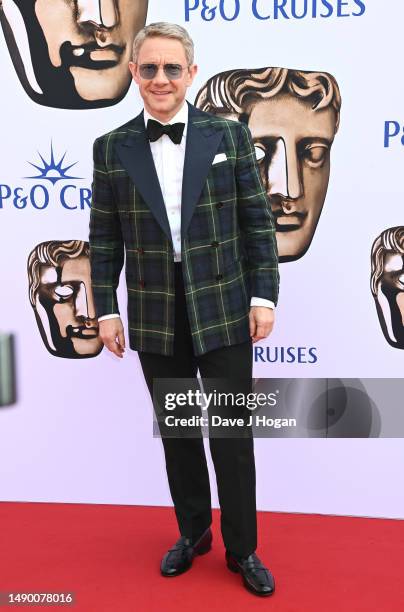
[138,262,256,557]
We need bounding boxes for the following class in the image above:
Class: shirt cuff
[98,313,120,322]
[250,297,275,309]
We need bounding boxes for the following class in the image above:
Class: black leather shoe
[226,551,275,596]
[160,528,212,577]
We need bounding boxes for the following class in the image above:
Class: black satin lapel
[181,118,224,238]
[115,128,173,246]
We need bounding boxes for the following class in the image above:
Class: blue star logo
[25,142,82,185]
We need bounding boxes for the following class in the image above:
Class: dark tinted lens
[139,64,158,79]
[164,64,183,79]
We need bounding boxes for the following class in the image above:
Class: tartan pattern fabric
[89,102,279,356]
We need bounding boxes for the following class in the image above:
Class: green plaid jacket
[89,101,279,356]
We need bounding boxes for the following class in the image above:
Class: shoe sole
[226,560,275,597]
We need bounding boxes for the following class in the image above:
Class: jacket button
[216,202,223,209]
[215,274,223,281]
[211,240,219,247]
[139,280,145,288]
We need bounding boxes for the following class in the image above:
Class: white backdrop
[1,1,404,518]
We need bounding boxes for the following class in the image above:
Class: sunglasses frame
[138,63,190,81]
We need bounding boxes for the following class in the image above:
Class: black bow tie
[146,119,185,145]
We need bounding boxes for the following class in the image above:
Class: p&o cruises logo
[0,143,91,211]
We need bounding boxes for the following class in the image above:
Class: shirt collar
[143,100,188,130]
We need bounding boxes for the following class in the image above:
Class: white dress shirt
[98,101,274,322]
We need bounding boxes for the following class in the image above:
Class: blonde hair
[132,22,194,65]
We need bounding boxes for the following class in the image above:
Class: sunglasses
[138,63,189,80]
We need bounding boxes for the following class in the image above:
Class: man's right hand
[98,317,126,358]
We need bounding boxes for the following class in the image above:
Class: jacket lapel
[114,101,224,245]
[114,110,173,246]
[181,102,224,238]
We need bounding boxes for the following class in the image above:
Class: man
[0,0,148,109]
[89,23,279,596]
[195,67,341,262]
[28,240,102,358]
[371,226,404,350]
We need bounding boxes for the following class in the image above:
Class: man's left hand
[249,306,275,343]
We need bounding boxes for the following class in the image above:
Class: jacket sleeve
[88,137,124,318]
[235,122,279,305]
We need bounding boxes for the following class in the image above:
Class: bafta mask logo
[0,0,148,109]
[28,240,103,358]
[371,227,404,350]
[195,67,341,262]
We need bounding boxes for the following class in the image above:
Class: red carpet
[0,502,403,611]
